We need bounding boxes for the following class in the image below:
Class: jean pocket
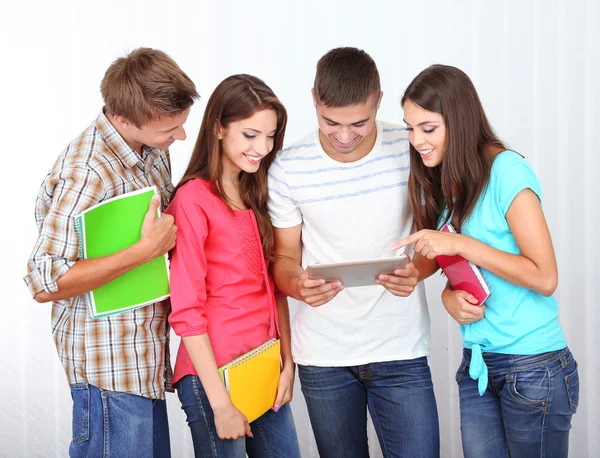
[506,370,549,408]
[565,363,579,413]
[70,383,90,445]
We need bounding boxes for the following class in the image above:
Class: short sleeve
[267,158,302,228]
[166,184,210,337]
[495,155,542,216]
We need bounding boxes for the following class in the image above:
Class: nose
[253,138,270,156]
[410,129,425,147]
[338,126,353,143]
[172,126,186,141]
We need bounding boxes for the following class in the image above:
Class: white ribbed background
[1,1,598,456]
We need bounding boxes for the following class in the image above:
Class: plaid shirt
[24,111,174,399]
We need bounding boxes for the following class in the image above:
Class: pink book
[435,223,491,306]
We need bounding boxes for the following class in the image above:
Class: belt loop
[560,356,567,369]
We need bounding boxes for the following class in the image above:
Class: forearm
[272,256,304,299]
[34,241,152,303]
[413,254,439,282]
[275,296,294,369]
[182,334,232,411]
[457,234,556,296]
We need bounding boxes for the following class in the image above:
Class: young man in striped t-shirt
[268,47,440,457]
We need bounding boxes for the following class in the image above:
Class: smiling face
[218,108,278,177]
[403,99,448,168]
[313,91,382,162]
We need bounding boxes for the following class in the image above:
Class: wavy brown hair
[401,65,505,232]
[172,74,287,258]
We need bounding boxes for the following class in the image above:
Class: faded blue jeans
[176,374,301,458]
[298,357,440,458]
[69,383,170,458]
[456,347,579,458]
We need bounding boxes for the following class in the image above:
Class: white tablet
[307,255,409,288]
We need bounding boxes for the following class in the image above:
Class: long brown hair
[172,74,287,258]
[401,65,505,232]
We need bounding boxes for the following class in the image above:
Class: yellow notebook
[219,339,281,423]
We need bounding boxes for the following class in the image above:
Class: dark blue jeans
[176,374,301,458]
[298,358,440,458]
[69,383,170,458]
[456,347,579,458]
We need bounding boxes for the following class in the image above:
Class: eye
[353,123,365,128]
[267,134,276,139]
[423,127,436,134]
[326,122,337,127]
[405,127,413,131]
[243,133,256,139]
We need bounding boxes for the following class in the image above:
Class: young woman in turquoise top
[394,65,579,458]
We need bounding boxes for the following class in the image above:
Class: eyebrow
[322,115,370,125]
[243,128,277,134]
[403,119,439,127]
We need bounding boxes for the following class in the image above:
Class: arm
[394,189,557,296]
[273,296,294,410]
[272,225,342,307]
[34,196,176,303]
[413,253,439,281]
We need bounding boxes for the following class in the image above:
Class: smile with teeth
[333,137,358,147]
[244,154,262,164]
[419,148,435,156]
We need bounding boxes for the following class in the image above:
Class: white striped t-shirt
[268,120,431,366]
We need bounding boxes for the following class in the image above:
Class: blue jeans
[298,358,440,458]
[69,383,170,458]
[176,374,301,458]
[456,347,579,458]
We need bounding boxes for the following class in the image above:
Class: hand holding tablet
[307,255,409,288]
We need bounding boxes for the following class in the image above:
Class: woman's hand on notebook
[213,403,253,440]
[441,287,485,325]
[273,363,295,411]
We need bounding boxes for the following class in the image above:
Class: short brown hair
[313,47,381,107]
[101,47,199,127]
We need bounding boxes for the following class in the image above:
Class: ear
[376,91,383,110]
[311,88,317,108]
[216,122,225,140]
[112,114,134,129]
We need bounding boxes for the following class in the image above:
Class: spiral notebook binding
[228,339,277,369]
[73,215,86,259]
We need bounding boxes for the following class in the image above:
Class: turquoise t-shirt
[457,151,567,393]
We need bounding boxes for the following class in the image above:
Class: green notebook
[74,186,170,319]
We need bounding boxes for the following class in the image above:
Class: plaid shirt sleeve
[24,165,105,296]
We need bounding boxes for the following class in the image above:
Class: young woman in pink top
[166,74,300,458]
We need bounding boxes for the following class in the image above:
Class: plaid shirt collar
[96,110,164,168]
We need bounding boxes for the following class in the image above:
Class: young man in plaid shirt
[24,47,199,458]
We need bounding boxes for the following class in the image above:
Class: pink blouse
[165,179,279,385]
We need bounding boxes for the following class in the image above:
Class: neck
[106,112,144,155]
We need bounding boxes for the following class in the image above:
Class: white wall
[1,0,598,456]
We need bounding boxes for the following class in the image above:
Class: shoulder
[172,178,212,203]
[378,120,409,148]
[490,150,538,183]
[274,131,319,165]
